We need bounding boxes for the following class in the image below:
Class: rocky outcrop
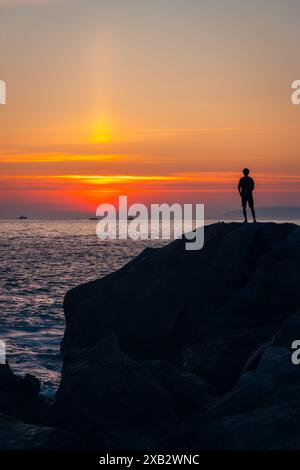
[62,223,300,386]
[2,222,300,450]
[0,363,81,449]
[0,362,46,424]
[52,222,300,449]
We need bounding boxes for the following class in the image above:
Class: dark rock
[0,413,82,450]
[242,340,272,374]
[48,332,176,449]
[61,223,300,393]
[162,341,300,449]
[174,328,272,393]
[273,310,300,348]
[144,360,216,418]
[54,222,300,449]
[0,362,40,396]
[0,363,46,424]
[162,400,300,450]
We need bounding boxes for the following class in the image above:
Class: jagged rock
[162,334,300,449]
[273,310,300,348]
[48,332,176,449]
[0,363,47,424]
[0,413,81,450]
[162,400,300,450]
[0,364,40,396]
[174,328,271,393]
[144,360,216,418]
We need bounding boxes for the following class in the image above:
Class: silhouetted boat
[89,217,98,220]
[18,215,27,220]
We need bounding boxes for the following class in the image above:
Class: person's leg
[249,196,256,222]
[242,200,247,222]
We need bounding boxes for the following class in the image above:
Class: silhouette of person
[238,168,256,223]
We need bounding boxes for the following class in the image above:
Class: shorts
[241,194,254,209]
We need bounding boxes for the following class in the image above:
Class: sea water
[0,220,169,396]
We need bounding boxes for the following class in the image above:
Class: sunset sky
[0,0,300,218]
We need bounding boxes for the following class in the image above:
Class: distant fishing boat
[18,215,27,220]
[89,217,98,220]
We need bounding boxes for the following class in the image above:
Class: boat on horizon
[18,215,27,220]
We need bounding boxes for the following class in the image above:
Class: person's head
[243,168,250,176]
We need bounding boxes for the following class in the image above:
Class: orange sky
[0,0,300,218]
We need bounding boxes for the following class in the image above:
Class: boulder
[0,362,47,424]
[163,335,300,449]
[48,332,176,449]
[144,360,216,418]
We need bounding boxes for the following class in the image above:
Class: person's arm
[238,178,242,196]
[251,178,255,191]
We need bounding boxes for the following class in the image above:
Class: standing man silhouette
[238,168,256,223]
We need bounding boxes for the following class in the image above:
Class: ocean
[1,218,299,397]
[0,219,169,397]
